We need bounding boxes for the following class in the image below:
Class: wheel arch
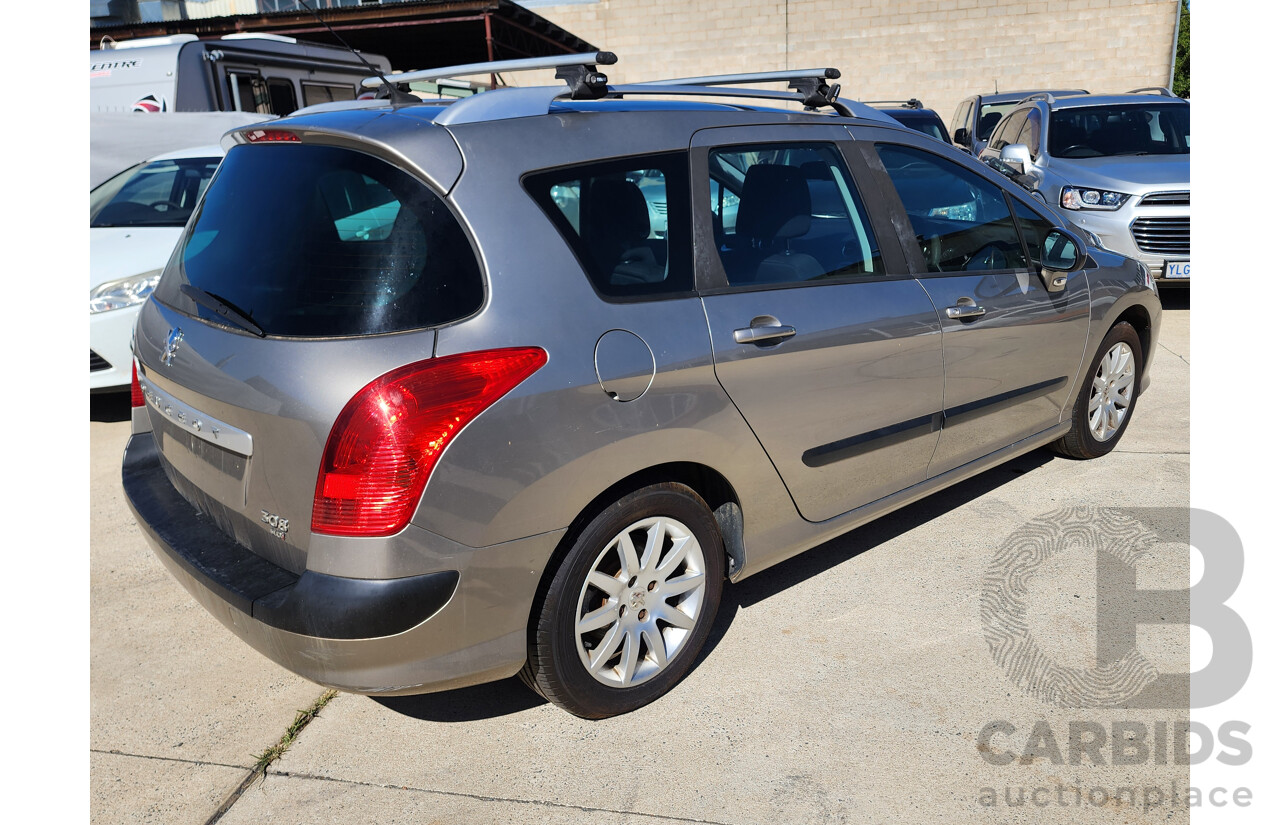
[552,462,744,584]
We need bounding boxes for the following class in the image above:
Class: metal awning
[89,0,598,73]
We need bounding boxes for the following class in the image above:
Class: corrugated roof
[90,0,597,71]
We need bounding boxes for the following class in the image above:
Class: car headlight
[929,202,976,221]
[90,270,162,314]
[1060,186,1130,211]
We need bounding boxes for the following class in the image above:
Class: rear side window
[155,144,483,337]
[525,153,692,299]
[707,143,881,286]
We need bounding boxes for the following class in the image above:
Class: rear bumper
[123,432,565,694]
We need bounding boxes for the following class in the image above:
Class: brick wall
[521,0,1178,131]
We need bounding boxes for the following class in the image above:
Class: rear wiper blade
[180,284,266,338]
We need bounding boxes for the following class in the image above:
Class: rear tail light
[312,347,548,537]
[244,129,300,143]
[131,360,145,409]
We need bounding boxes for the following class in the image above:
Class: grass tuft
[248,689,338,783]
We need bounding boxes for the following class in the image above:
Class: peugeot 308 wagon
[123,54,1161,718]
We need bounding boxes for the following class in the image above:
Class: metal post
[1167,0,1182,92]
[486,13,496,89]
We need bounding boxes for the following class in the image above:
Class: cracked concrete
[90,300,1190,824]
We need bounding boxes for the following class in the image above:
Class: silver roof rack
[1126,86,1176,97]
[638,68,846,113]
[862,98,924,109]
[395,59,896,127]
[364,52,617,100]
[1020,92,1057,104]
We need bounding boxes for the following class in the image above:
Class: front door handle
[734,323,797,345]
[945,298,986,320]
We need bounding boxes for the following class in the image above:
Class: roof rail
[863,98,923,109]
[1020,92,1056,104]
[1127,86,1176,97]
[639,68,845,112]
[363,52,617,100]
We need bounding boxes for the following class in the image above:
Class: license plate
[1165,260,1191,279]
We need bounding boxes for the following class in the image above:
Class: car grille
[651,201,667,216]
[1139,191,1190,206]
[1131,217,1190,256]
[90,350,112,372]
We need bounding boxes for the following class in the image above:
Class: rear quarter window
[524,153,693,300]
[154,143,483,337]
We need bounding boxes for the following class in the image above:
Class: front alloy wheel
[1052,320,1143,459]
[1088,341,1136,442]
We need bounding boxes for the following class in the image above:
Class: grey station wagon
[123,54,1162,718]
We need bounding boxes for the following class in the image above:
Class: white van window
[302,82,357,107]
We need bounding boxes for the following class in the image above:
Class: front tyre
[1052,321,1143,459]
[523,483,725,718]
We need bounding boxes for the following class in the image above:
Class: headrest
[736,165,812,242]
[585,178,650,247]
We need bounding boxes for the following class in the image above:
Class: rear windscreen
[154,143,483,337]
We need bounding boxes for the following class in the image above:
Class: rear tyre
[1052,321,1143,459]
[522,483,724,718]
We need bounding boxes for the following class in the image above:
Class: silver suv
[948,88,1088,156]
[977,89,1190,283]
[123,54,1162,718]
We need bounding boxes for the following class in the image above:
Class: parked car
[122,56,1161,719]
[90,144,224,392]
[949,88,1088,156]
[977,89,1189,283]
[868,99,952,144]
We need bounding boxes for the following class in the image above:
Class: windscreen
[886,111,949,142]
[91,156,222,228]
[1048,103,1190,158]
[154,143,483,337]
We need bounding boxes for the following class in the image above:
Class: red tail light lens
[312,347,548,537]
[244,129,300,143]
[131,360,145,408]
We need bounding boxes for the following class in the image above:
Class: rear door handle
[734,324,797,345]
[945,300,986,320]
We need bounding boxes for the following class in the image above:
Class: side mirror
[998,143,1033,175]
[953,127,970,147]
[1039,229,1083,293]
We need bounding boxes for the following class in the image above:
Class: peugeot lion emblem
[162,328,184,367]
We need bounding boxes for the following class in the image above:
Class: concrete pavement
[91,299,1191,824]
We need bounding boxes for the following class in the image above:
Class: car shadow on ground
[91,391,132,423]
[374,448,1053,722]
[693,448,1054,668]
[373,676,548,721]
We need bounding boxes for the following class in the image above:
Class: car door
[850,128,1090,477]
[692,125,943,523]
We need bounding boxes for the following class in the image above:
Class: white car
[90,145,223,391]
